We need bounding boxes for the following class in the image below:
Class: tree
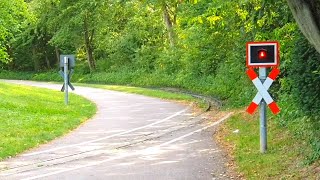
[287,0,320,53]
[51,0,98,72]
[31,0,112,72]
[161,0,180,47]
[0,0,29,63]
[142,0,183,47]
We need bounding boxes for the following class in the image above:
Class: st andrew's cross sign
[246,41,280,153]
[246,41,280,115]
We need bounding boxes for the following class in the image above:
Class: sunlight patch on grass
[0,82,96,160]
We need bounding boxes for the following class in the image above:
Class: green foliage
[290,36,320,116]
[278,34,320,163]
[0,0,30,63]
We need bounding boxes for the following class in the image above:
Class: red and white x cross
[246,68,280,115]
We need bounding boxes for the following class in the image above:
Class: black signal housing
[246,42,279,68]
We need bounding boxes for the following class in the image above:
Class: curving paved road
[0,80,232,180]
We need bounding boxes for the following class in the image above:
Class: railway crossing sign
[246,68,280,115]
[246,41,280,153]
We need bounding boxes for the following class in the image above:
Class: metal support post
[64,57,69,105]
[259,68,267,153]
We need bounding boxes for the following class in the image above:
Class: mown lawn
[0,82,96,160]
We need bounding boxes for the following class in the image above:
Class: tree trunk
[32,46,39,71]
[90,29,96,68]
[287,0,320,53]
[5,44,15,70]
[45,50,51,69]
[55,46,60,67]
[162,4,175,47]
[84,14,95,72]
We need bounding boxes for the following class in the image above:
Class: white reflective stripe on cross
[252,77,274,104]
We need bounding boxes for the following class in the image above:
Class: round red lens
[258,49,267,60]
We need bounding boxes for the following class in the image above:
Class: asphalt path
[0,80,233,180]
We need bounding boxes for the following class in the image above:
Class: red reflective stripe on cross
[268,101,280,115]
[268,68,280,80]
[247,69,258,80]
[247,102,259,114]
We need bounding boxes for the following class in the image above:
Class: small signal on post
[246,41,279,68]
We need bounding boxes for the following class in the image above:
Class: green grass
[76,83,208,109]
[0,82,96,160]
[220,112,319,179]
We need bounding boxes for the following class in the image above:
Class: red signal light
[246,41,279,68]
[258,49,267,60]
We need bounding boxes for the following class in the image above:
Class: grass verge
[75,83,209,110]
[216,110,320,179]
[0,82,96,160]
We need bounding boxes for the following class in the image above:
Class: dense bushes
[278,34,320,163]
[290,36,320,117]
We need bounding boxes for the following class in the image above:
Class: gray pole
[64,57,69,105]
[259,68,267,153]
